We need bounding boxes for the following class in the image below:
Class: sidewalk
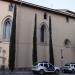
[0,70,32,74]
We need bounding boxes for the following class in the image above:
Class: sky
[22,0,75,12]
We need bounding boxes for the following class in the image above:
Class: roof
[58,9,75,16]
[2,0,75,19]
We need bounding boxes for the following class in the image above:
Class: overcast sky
[22,0,75,12]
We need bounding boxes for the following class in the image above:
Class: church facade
[0,1,14,68]
[0,0,75,69]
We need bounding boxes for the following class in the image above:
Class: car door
[48,64,55,71]
[44,63,49,71]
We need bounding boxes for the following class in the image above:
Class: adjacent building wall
[0,1,13,68]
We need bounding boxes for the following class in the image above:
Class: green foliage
[9,5,16,71]
[49,16,54,65]
[32,14,37,65]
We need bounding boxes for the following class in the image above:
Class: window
[44,12,47,19]
[9,3,14,11]
[3,18,12,41]
[33,62,37,66]
[65,64,70,66]
[40,22,48,44]
[40,25,46,42]
[2,50,6,54]
[66,16,69,22]
[40,64,43,66]
[64,39,71,48]
[44,64,48,68]
[71,64,74,66]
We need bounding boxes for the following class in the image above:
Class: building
[0,0,75,69]
[0,0,14,68]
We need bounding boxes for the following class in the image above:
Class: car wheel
[55,69,59,74]
[32,71,36,74]
[72,69,75,73]
[39,70,44,75]
[62,70,64,73]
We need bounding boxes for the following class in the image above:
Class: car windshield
[64,64,69,66]
[33,62,37,66]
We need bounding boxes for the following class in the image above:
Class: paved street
[0,71,75,75]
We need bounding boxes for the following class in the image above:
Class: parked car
[62,63,75,73]
[32,61,60,75]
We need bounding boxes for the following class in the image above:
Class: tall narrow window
[44,12,47,19]
[66,16,69,22]
[40,25,45,42]
[3,18,12,41]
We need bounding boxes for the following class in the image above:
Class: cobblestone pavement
[0,71,75,75]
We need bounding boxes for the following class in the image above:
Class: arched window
[3,18,12,41]
[40,25,46,42]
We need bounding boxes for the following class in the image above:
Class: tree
[32,14,37,65]
[49,16,54,65]
[9,4,16,71]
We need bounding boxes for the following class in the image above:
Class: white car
[32,61,60,75]
[62,63,75,73]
